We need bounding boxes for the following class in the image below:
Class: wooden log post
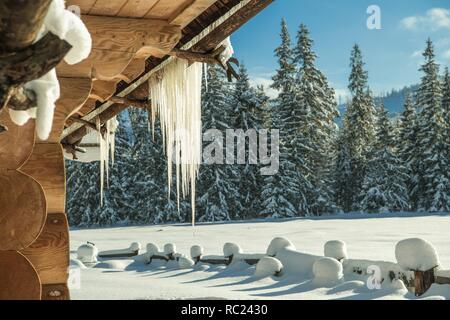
[414,268,436,297]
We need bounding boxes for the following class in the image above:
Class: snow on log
[164,243,177,257]
[8,0,92,140]
[77,243,98,264]
[223,243,243,258]
[178,256,195,269]
[266,237,296,257]
[274,247,321,277]
[313,257,344,286]
[324,240,348,261]
[395,238,440,272]
[254,257,283,278]
[190,245,204,262]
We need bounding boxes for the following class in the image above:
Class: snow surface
[266,237,295,257]
[223,242,243,257]
[395,238,441,271]
[70,213,450,300]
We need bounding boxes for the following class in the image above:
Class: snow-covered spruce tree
[359,104,409,213]
[415,39,449,212]
[332,128,353,213]
[397,94,421,210]
[229,64,266,219]
[293,24,339,215]
[260,19,310,217]
[197,65,241,222]
[337,44,376,212]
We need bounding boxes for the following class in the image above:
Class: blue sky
[232,0,450,100]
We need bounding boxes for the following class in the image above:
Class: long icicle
[148,58,203,226]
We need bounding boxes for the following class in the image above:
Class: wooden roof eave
[61,0,273,146]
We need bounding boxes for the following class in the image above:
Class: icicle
[148,58,203,226]
[97,117,105,207]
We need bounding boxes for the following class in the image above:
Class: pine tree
[415,39,448,211]
[293,24,339,215]
[197,65,241,222]
[337,44,377,212]
[229,64,267,219]
[261,19,309,217]
[397,94,421,209]
[360,104,409,213]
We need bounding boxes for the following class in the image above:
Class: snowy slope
[70,212,450,300]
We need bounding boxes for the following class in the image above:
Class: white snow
[77,243,98,264]
[266,237,295,257]
[395,238,441,271]
[190,245,204,259]
[9,0,92,140]
[130,242,141,252]
[254,257,283,278]
[275,247,321,277]
[164,243,177,255]
[324,240,348,260]
[312,258,344,286]
[217,37,234,66]
[69,213,450,300]
[146,243,160,257]
[223,242,243,257]
[178,256,195,269]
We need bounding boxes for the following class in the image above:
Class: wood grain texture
[90,80,120,102]
[0,170,47,251]
[0,112,35,169]
[0,251,42,300]
[83,15,182,56]
[44,77,92,143]
[42,283,70,300]
[89,0,129,16]
[118,0,160,18]
[65,0,96,14]
[170,0,217,28]
[21,213,70,285]
[21,143,66,214]
[145,0,193,20]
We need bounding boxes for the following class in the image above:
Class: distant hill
[337,84,418,119]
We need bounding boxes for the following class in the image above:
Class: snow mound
[391,279,408,293]
[275,248,320,276]
[313,257,343,285]
[190,245,204,259]
[146,243,160,257]
[77,243,98,264]
[324,240,348,260]
[70,258,87,269]
[395,238,440,271]
[178,256,195,269]
[266,237,296,257]
[130,242,141,252]
[223,243,242,258]
[255,257,283,278]
[94,260,132,270]
[164,243,177,255]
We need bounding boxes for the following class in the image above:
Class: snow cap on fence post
[77,243,98,264]
[266,237,296,257]
[395,238,440,271]
[130,242,141,252]
[190,245,204,260]
[255,257,283,278]
[223,243,243,258]
[146,243,160,257]
[324,240,348,261]
[313,257,344,286]
[164,243,177,256]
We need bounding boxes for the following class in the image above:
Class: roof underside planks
[60,0,273,144]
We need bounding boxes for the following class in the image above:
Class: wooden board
[0,251,42,300]
[45,77,92,143]
[0,170,47,251]
[170,0,217,27]
[21,213,70,285]
[145,0,193,20]
[118,0,160,18]
[21,143,66,213]
[0,112,35,169]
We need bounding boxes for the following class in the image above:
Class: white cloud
[249,76,279,99]
[411,50,422,58]
[400,8,450,31]
[443,50,450,59]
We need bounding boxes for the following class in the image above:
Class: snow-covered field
[70,213,450,300]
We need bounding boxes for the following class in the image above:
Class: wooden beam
[170,0,218,28]
[0,0,52,51]
[191,0,273,53]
